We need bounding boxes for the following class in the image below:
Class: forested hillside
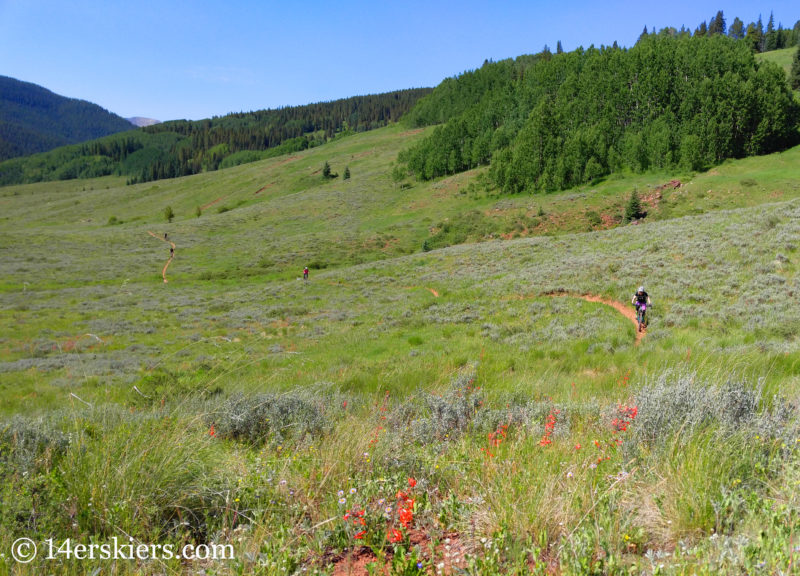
[0,76,134,161]
[400,33,800,193]
[0,89,431,186]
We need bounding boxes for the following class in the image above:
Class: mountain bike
[636,303,649,332]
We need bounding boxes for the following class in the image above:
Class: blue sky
[1,0,798,121]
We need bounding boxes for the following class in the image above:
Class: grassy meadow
[1,123,800,575]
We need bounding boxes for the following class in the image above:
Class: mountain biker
[631,286,651,331]
[303,266,309,280]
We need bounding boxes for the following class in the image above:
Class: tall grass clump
[57,406,230,541]
[620,369,800,550]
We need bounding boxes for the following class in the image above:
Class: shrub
[210,385,347,445]
[627,370,797,456]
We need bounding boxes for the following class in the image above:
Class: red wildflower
[398,507,413,528]
[408,477,417,488]
[540,411,557,446]
[354,530,366,539]
[388,529,403,543]
[208,424,216,437]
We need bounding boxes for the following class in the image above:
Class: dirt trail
[403,286,439,297]
[147,231,175,283]
[548,292,645,345]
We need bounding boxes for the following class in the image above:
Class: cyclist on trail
[632,286,651,331]
[303,266,309,280]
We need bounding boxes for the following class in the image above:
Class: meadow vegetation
[1,112,800,574]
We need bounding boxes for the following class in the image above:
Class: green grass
[1,125,800,575]
[757,47,796,79]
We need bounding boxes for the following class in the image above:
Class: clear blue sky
[1,0,798,121]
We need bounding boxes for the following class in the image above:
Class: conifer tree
[624,190,643,222]
[708,11,726,35]
[766,12,777,51]
[729,17,744,39]
[791,46,800,91]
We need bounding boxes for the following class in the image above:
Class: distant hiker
[164,233,168,240]
[170,246,174,258]
[303,266,309,280]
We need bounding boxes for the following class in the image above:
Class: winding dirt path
[548,292,645,345]
[147,231,175,283]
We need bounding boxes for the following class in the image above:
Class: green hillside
[756,46,796,77]
[401,34,800,194]
[0,89,431,187]
[2,117,800,573]
[0,76,134,161]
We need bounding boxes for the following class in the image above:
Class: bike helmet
[637,286,644,293]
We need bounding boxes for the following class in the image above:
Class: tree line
[0,89,431,187]
[400,31,800,194]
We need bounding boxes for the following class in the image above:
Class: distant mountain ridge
[127,117,160,127]
[0,76,134,161]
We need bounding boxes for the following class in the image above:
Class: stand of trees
[400,33,800,194]
[0,89,431,187]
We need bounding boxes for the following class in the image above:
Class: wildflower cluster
[343,508,367,540]
[481,422,508,458]
[388,477,417,542]
[611,404,638,433]
[591,403,639,467]
[539,409,560,446]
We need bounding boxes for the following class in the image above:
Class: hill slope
[1,126,800,573]
[0,76,134,161]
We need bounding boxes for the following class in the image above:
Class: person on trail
[303,266,309,280]
[164,233,168,240]
[170,246,174,258]
[632,286,652,331]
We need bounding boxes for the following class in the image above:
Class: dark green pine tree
[624,189,643,223]
[729,17,745,39]
[775,24,785,49]
[556,40,563,54]
[638,25,649,42]
[343,165,350,180]
[791,46,800,91]
[766,12,777,51]
[322,161,331,179]
[696,21,708,36]
[708,11,726,35]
